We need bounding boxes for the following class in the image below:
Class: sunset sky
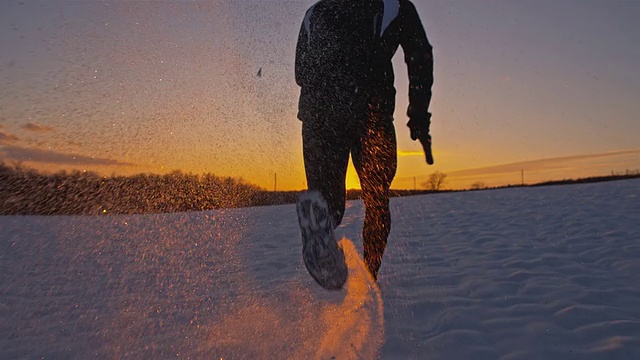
[1,0,638,190]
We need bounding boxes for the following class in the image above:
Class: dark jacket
[295,0,433,123]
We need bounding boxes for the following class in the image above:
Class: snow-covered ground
[1,179,639,359]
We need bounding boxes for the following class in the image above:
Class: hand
[407,113,434,165]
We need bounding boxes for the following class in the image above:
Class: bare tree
[471,181,486,190]
[423,171,447,191]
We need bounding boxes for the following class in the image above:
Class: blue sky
[1,0,638,189]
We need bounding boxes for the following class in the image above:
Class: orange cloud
[0,145,134,167]
[447,149,640,179]
[22,123,56,133]
[0,131,20,144]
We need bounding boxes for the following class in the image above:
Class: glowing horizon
[1,139,637,191]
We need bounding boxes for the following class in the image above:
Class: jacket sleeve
[399,0,434,119]
[295,21,309,87]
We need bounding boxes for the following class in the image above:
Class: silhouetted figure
[295,0,434,283]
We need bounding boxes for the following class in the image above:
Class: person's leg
[351,115,397,280]
[302,119,350,228]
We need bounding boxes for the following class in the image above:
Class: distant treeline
[529,173,640,187]
[0,162,445,216]
[1,162,637,216]
[468,172,640,191]
[0,163,300,215]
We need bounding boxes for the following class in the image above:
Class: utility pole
[521,169,524,185]
[413,177,416,191]
[274,173,277,192]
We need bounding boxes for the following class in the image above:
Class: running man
[295,0,434,287]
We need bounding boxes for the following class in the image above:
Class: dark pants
[302,110,397,280]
